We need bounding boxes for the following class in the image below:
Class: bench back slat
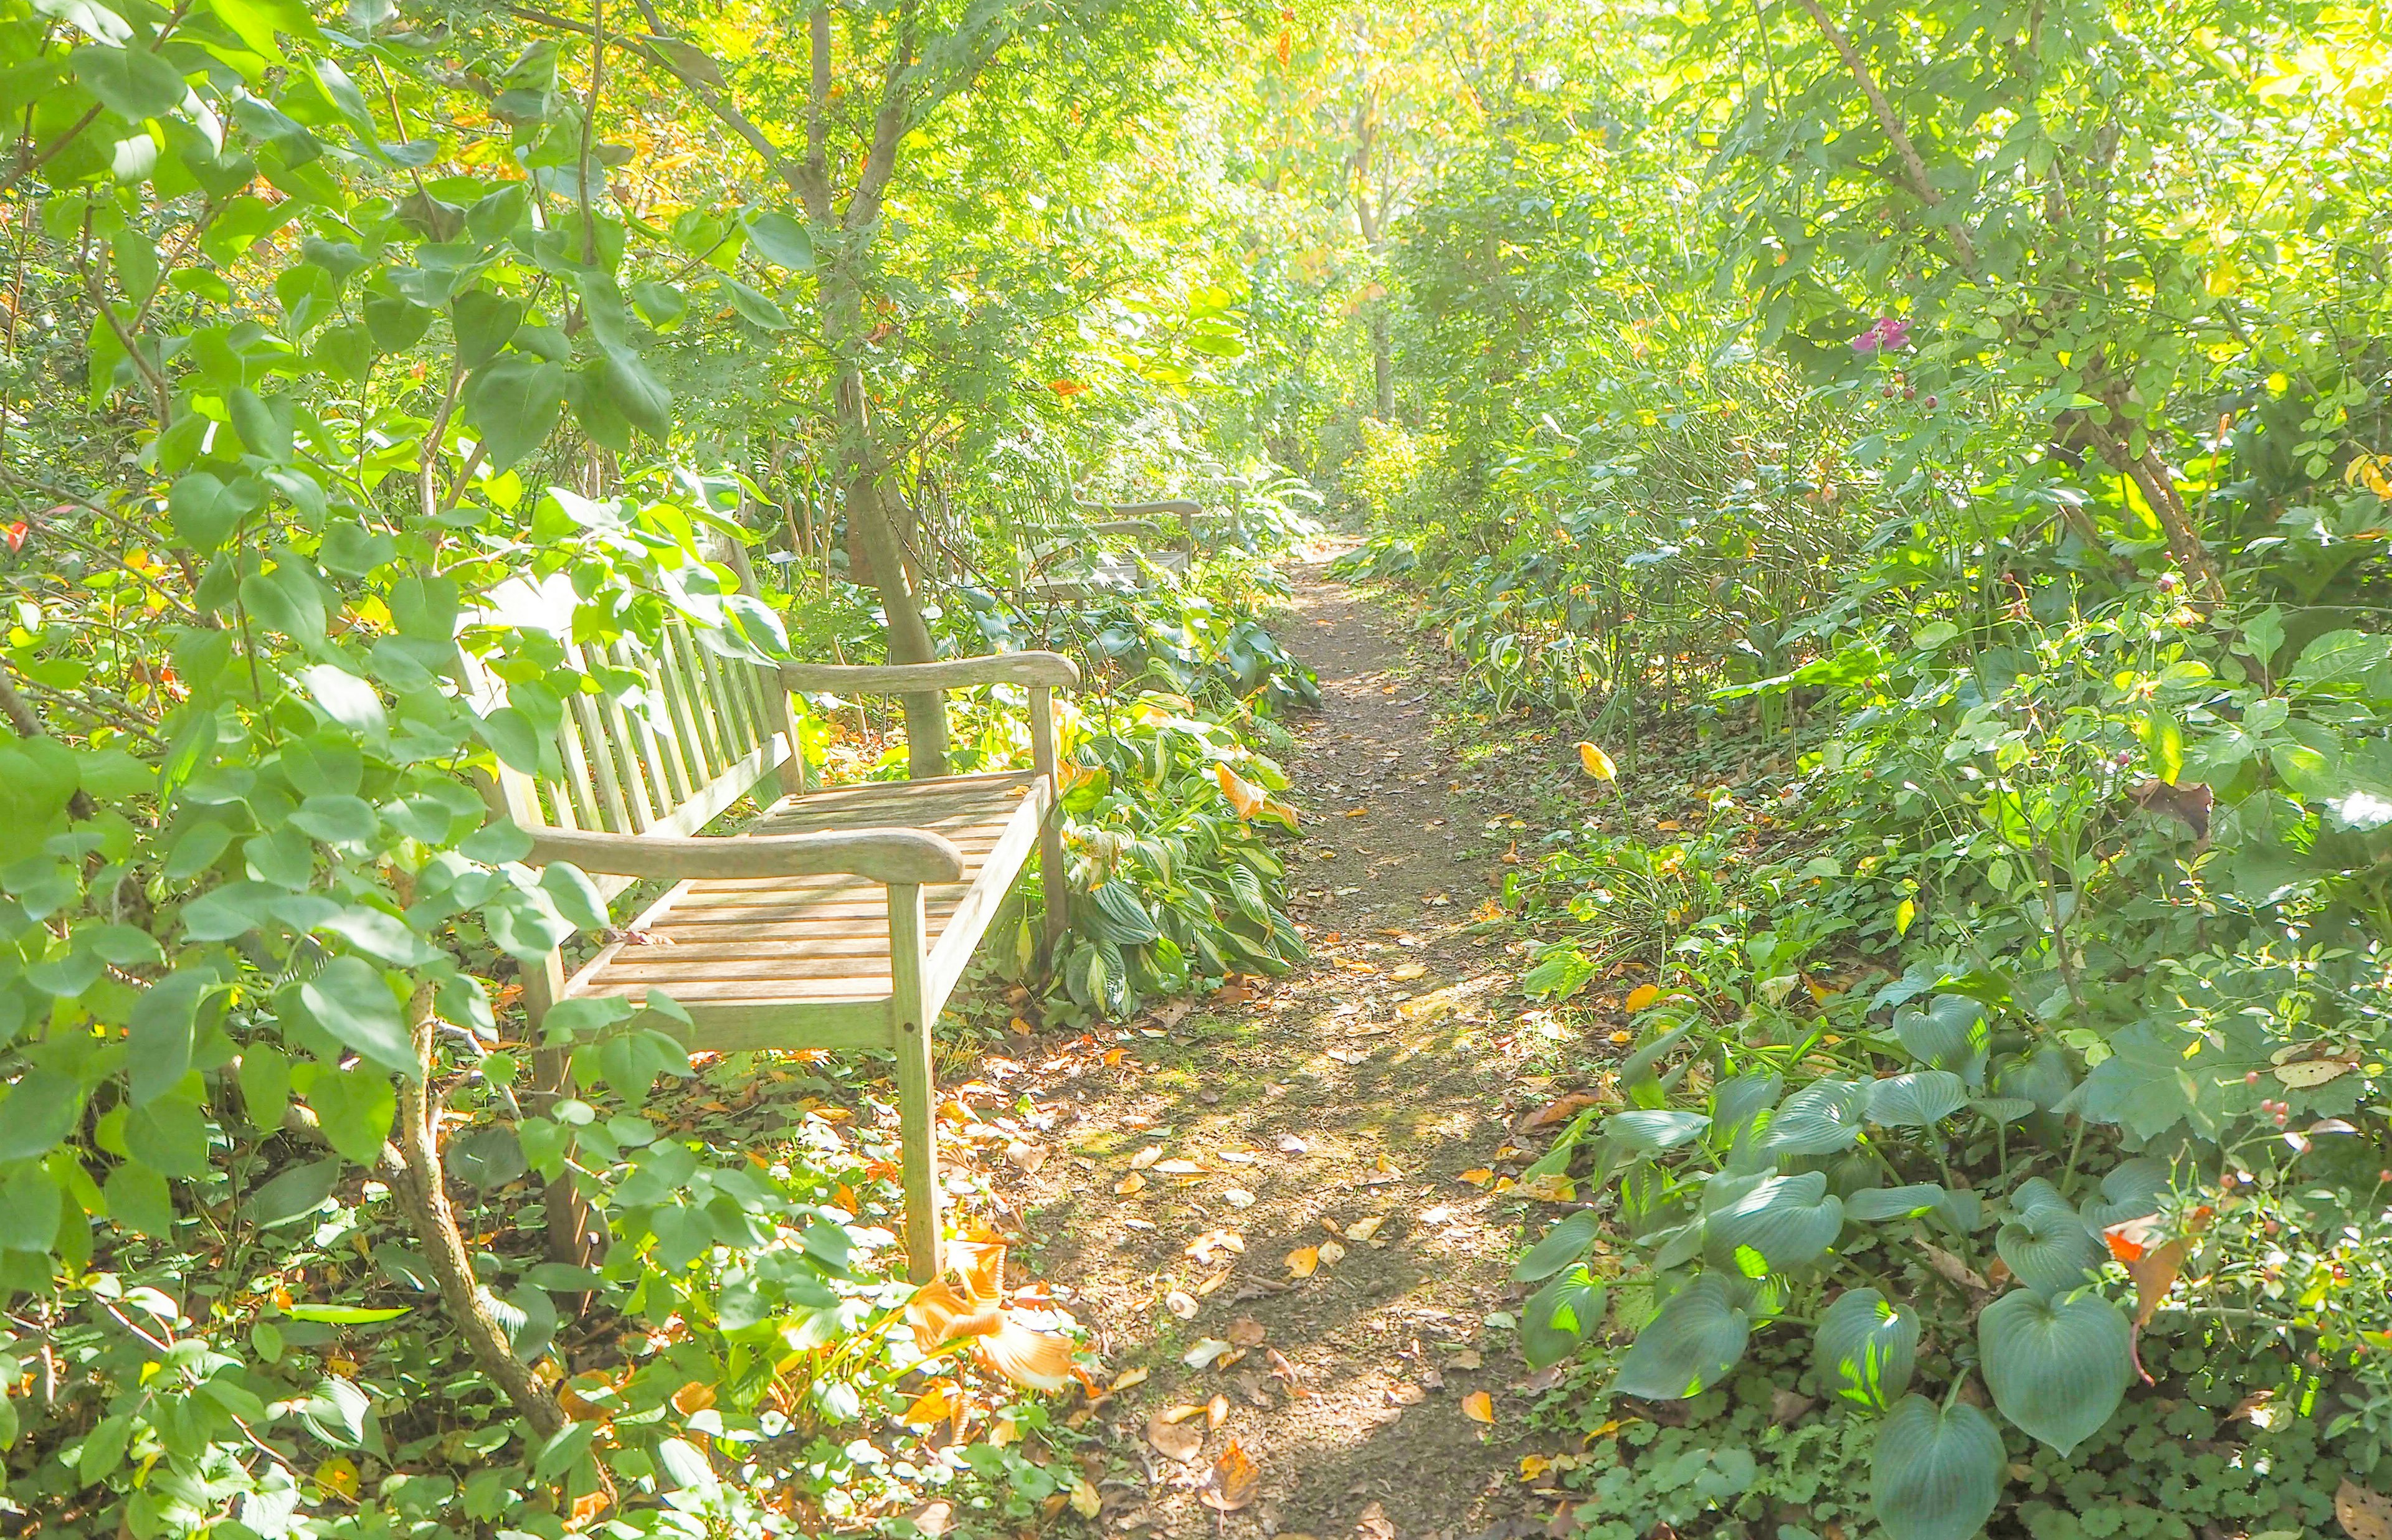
[468,565,795,903]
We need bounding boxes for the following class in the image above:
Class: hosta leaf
[1707,1070,1782,1149]
[1872,1395,2005,1540]
[1894,995,1990,1083]
[1814,1287,1917,1410]
[1978,1287,2134,1455]
[1758,1079,1868,1156]
[1995,1201,2103,1297]
[1844,1183,1947,1222]
[2079,1156,2171,1231]
[1703,1171,1844,1277]
[1604,1109,1710,1151]
[1516,1209,1601,1282]
[1868,1070,1968,1128]
[1521,1265,1608,1369]
[1610,1273,1750,1400]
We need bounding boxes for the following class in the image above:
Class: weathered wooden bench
[1023,498,1229,600]
[468,565,1075,1282]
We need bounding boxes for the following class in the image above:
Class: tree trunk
[1369,303,1394,420]
[834,367,946,778]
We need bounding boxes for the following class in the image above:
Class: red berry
[1923,394,1938,409]
[2245,1071,2261,1085]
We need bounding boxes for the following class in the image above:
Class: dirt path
[1002,552,1571,1539]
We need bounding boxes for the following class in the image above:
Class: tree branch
[1787,0,1979,273]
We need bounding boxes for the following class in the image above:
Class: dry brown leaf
[1286,1245,1321,1278]
[1463,1390,1496,1424]
[1165,1289,1198,1320]
[1154,1158,1206,1176]
[910,1499,954,1538]
[1318,1239,1348,1267]
[1344,1215,1387,1242]
[2337,1478,2392,1540]
[1207,1392,1230,1429]
[1198,1440,1261,1512]
[1447,1348,1483,1370]
[670,1380,716,1415]
[1005,1141,1045,1173]
[1357,1500,1396,1540]
[1146,1411,1203,1462]
[1522,1091,1605,1130]
[1195,1267,1236,1297]
[1388,1383,1426,1406]
[1920,1242,1991,1293]
[1186,1229,1245,1263]
[1391,961,1428,981]
[1224,1188,1256,1208]
[1512,1173,1577,1202]
[1129,1146,1164,1169]
[1228,1315,1268,1348]
[1115,1171,1146,1196]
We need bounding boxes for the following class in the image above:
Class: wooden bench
[467,567,1074,1282]
[1023,498,1237,600]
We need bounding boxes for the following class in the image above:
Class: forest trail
[997,549,1571,1540]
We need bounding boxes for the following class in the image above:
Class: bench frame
[473,565,1073,1283]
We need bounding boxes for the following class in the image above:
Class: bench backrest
[464,562,802,901]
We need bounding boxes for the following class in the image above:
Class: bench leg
[1030,687,1068,957]
[889,883,941,1283]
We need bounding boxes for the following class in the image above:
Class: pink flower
[1850,316,1912,354]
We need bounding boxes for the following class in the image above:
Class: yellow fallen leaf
[1116,1171,1146,1195]
[1458,1169,1496,1188]
[1390,961,1428,981]
[1154,1158,1206,1175]
[1512,1173,1577,1202]
[313,1457,360,1500]
[1519,1454,1554,1481]
[1286,1246,1320,1278]
[1068,1476,1101,1518]
[1625,983,1661,1012]
[1159,1402,1209,1424]
[1576,742,1617,781]
[1130,1146,1164,1169]
[1463,1391,1496,1424]
[1207,1392,1230,1429]
[903,1385,959,1426]
[1343,806,1370,818]
[1317,1239,1347,1267]
[1608,1031,1631,1045]
[1108,1366,1151,1394]
[1344,1215,1386,1242]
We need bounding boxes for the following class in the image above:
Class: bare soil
[997,550,1583,1539]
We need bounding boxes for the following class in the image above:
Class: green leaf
[1994,1201,2104,1297]
[743,209,813,270]
[1758,1079,1867,1155]
[103,1164,174,1238]
[34,0,132,45]
[1978,1287,2133,1455]
[285,1303,412,1323]
[1868,1070,1968,1128]
[1843,1183,1947,1221]
[2079,1158,2171,1231]
[599,345,670,439]
[1516,1209,1600,1282]
[302,1064,396,1164]
[452,289,523,368]
[1521,1265,1607,1369]
[0,1163,63,1252]
[719,278,789,331]
[1603,1108,1710,1151]
[245,1157,339,1226]
[1871,1396,2004,1540]
[71,44,188,120]
[1703,1169,1844,1276]
[291,793,377,844]
[538,862,609,932]
[169,470,257,550]
[128,969,216,1105]
[463,354,567,468]
[2289,628,2390,687]
[1894,995,1990,1082]
[300,957,420,1079]
[0,1070,83,1161]
[1814,1287,1917,1410]
[1610,1273,1750,1400]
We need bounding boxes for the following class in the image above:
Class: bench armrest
[1080,498,1202,520]
[525,826,967,885]
[779,651,1080,695]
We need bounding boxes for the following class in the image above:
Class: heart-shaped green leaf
[1704,1170,1844,1277]
[1708,1070,1782,1148]
[1758,1079,1868,1156]
[1610,1273,1750,1400]
[1872,1395,2005,1540]
[1605,1109,1710,1151]
[1521,1265,1608,1369]
[1894,994,1990,1083]
[2079,1156,2172,1231]
[1994,1201,2103,1297]
[1868,1070,1968,1128]
[1979,1287,2134,1455]
[1815,1287,1917,1410]
[1516,1209,1601,1282]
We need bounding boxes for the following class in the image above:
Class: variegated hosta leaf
[1610,1273,1751,1400]
[1758,1079,1869,1156]
[1868,1070,1968,1128]
[1703,1170,1845,1277]
[1979,1287,2135,1455]
[1995,1200,2104,1296]
[1813,1287,1917,1410]
[1872,1394,2005,1540]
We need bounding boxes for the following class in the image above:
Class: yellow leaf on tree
[1624,984,1661,1012]
[1575,742,1618,781]
[1463,1391,1496,1424]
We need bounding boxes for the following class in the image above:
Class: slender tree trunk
[832,355,947,777]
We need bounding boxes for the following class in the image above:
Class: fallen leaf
[1207,1392,1230,1429]
[1005,1141,1046,1174]
[1357,1499,1396,1539]
[1448,1348,1483,1370]
[1229,1315,1268,1347]
[1276,1134,1310,1155]
[1147,1411,1203,1462]
[1624,983,1661,1012]
[1187,1229,1245,1263]
[903,1384,959,1427]
[1343,806,1370,818]
[1576,742,1617,782]
[1154,1158,1205,1176]
[1391,961,1428,981]
[1198,1441,1261,1512]
[1116,1171,1146,1195]
[1159,1402,1208,1424]
[1184,1338,1233,1368]
[1166,1289,1199,1320]
[1224,1188,1256,1208]
[1512,1173,1577,1202]
[1317,1239,1347,1267]
[2338,1478,2392,1540]
[2276,1058,2355,1089]
[1286,1246,1321,1279]
[1107,1366,1150,1394]
[1920,1242,1991,1293]
[1344,1215,1387,1242]
[1196,1267,1237,1296]
[1519,1453,1554,1481]
[1068,1476,1101,1519]
[1524,1091,1605,1130]
[1130,1146,1164,1169]
[909,1499,953,1537]
[1458,1169,1496,1187]
[1463,1390,1496,1424]
[1388,1382,1426,1405]
[670,1380,716,1415]
[1608,1030,1631,1045]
